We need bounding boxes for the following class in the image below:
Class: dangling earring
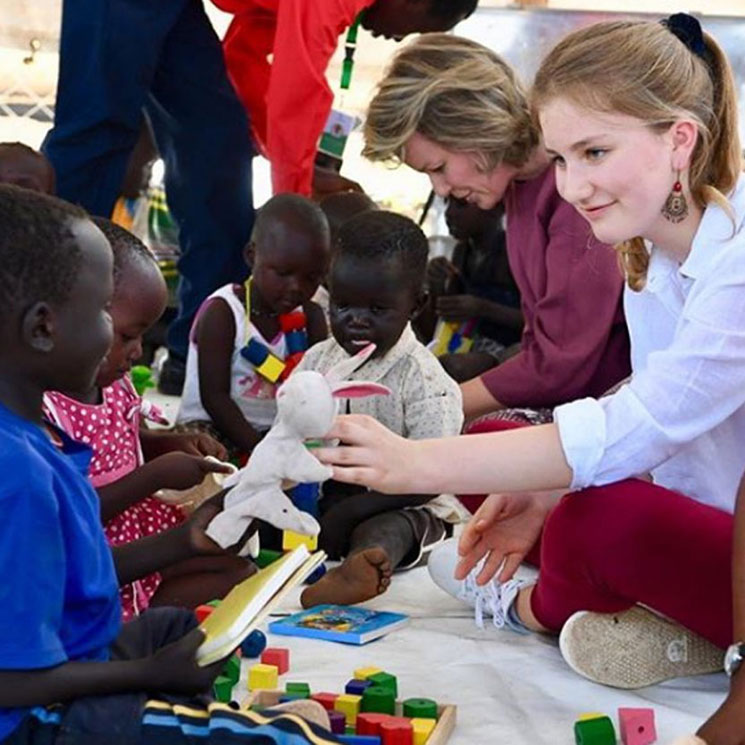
[661,172,689,223]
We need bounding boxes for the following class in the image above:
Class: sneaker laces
[460,565,527,632]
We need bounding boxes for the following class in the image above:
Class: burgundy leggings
[461,418,734,648]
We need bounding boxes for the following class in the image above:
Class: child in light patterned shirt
[297,210,469,608]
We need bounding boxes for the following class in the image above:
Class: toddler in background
[44,218,253,620]
[420,197,523,382]
[177,193,329,458]
[314,191,378,322]
[298,210,469,608]
[0,142,55,193]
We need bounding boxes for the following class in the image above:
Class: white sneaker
[559,606,724,689]
[427,539,529,633]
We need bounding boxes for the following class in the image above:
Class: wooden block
[311,692,339,711]
[222,654,241,686]
[243,692,456,745]
[354,666,384,680]
[213,674,234,703]
[338,736,382,744]
[282,530,318,551]
[256,354,285,383]
[329,710,346,734]
[285,681,311,699]
[261,647,290,675]
[578,713,606,722]
[195,604,214,623]
[357,713,394,736]
[403,698,437,719]
[380,716,413,745]
[574,715,616,745]
[619,708,656,745]
[411,718,436,745]
[361,685,396,715]
[336,694,363,725]
[346,678,373,696]
[368,672,398,698]
[240,629,267,658]
[247,663,278,691]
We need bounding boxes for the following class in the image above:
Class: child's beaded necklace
[239,277,309,384]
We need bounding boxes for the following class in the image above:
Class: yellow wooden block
[256,355,285,383]
[577,712,606,722]
[248,663,278,690]
[335,694,362,725]
[282,530,318,551]
[353,666,384,680]
[411,718,437,745]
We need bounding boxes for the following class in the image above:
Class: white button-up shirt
[555,175,745,513]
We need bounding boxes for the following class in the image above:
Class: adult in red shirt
[212,0,478,197]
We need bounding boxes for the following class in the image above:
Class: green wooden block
[222,654,241,686]
[361,685,395,715]
[345,725,356,735]
[256,549,283,569]
[213,675,234,703]
[285,682,311,699]
[574,716,616,745]
[207,599,222,608]
[402,697,438,719]
[367,672,397,698]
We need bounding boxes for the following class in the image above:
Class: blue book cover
[268,604,409,645]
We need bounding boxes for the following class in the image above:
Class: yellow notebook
[197,545,326,666]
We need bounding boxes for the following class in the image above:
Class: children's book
[197,545,326,666]
[268,604,409,645]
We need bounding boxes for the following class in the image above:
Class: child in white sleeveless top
[177,194,329,458]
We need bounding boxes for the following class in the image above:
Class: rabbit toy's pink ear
[331,381,391,399]
[325,343,377,383]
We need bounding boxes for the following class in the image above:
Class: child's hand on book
[150,452,235,491]
[147,627,225,695]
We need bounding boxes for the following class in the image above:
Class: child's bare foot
[300,547,392,608]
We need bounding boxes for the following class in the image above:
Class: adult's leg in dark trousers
[42,0,188,217]
[146,0,255,366]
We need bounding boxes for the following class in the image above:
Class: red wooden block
[311,692,339,711]
[619,707,656,745]
[261,647,290,675]
[380,716,413,745]
[195,604,214,623]
[357,712,394,736]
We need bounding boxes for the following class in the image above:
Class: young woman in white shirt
[317,13,745,731]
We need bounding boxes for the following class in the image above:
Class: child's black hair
[429,0,478,23]
[319,192,376,242]
[335,210,428,293]
[251,193,329,251]
[0,184,87,315]
[90,216,157,287]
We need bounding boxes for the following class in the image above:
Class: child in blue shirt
[0,185,337,744]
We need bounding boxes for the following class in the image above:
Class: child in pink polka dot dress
[44,218,253,620]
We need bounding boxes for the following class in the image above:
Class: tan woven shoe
[559,606,724,689]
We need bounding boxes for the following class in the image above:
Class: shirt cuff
[554,397,606,490]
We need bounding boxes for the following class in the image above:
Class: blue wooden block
[345,678,373,696]
[240,629,267,658]
[304,562,327,585]
[337,737,381,745]
[285,329,308,355]
[289,482,320,518]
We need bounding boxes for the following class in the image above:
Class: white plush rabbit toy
[205,343,389,552]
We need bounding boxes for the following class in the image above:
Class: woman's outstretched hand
[315,415,424,494]
[456,491,556,585]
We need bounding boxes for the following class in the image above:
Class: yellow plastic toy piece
[248,663,279,690]
[335,694,362,725]
[255,355,286,384]
[411,718,437,745]
[430,320,458,357]
[577,712,606,721]
[282,530,318,551]
[353,666,384,680]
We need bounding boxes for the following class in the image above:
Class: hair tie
[662,13,707,59]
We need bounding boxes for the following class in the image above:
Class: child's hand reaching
[142,430,228,461]
[146,627,225,695]
[149,452,234,492]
